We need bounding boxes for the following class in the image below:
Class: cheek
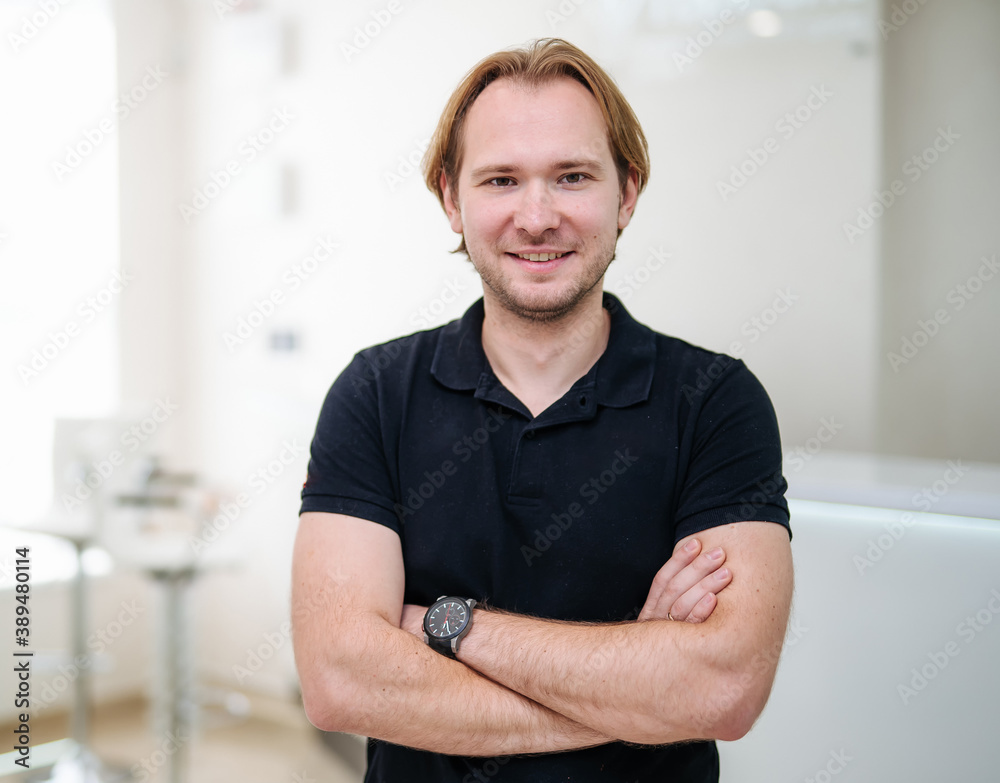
[569,201,617,238]
[462,200,507,241]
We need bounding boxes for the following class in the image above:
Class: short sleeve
[673,358,791,542]
[299,353,401,535]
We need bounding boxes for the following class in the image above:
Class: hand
[637,536,732,623]
[400,603,427,638]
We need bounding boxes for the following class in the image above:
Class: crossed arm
[292,512,793,756]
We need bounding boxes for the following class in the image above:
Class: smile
[512,252,569,262]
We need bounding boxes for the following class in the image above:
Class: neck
[480,287,611,416]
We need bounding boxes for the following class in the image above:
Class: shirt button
[579,395,588,407]
[525,430,535,439]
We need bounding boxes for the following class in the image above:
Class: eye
[562,172,588,184]
[487,176,514,187]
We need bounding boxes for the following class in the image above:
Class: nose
[512,180,560,236]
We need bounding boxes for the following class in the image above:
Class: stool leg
[162,569,196,783]
[71,539,91,747]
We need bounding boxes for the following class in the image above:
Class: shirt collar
[430,291,655,409]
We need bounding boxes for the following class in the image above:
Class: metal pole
[70,538,90,746]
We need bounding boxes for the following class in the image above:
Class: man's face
[442,76,638,322]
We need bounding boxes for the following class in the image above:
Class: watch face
[424,599,470,640]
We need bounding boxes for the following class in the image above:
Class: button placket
[508,426,544,500]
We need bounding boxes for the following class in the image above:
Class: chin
[495,283,603,323]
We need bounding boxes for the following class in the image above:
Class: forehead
[459,76,613,173]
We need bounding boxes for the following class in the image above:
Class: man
[293,38,793,782]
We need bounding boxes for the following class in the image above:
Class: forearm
[457,609,737,745]
[454,523,793,745]
[302,615,614,756]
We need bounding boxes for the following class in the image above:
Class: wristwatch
[423,596,477,659]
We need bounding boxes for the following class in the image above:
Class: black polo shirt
[300,290,790,783]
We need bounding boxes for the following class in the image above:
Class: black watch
[423,596,477,659]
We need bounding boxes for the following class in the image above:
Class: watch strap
[428,637,458,659]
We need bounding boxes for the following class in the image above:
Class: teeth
[516,252,567,262]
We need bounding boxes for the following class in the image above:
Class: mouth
[510,251,570,262]
[505,250,573,274]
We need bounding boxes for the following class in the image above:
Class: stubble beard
[467,234,618,324]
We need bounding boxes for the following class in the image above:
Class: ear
[441,172,463,234]
[617,166,640,230]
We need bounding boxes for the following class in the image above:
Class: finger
[646,538,704,600]
[652,538,703,592]
[640,545,715,622]
[638,539,702,620]
[668,566,732,622]
[683,592,718,624]
[641,546,727,621]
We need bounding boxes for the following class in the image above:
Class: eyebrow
[468,158,607,181]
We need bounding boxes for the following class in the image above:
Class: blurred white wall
[877,0,1000,459]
